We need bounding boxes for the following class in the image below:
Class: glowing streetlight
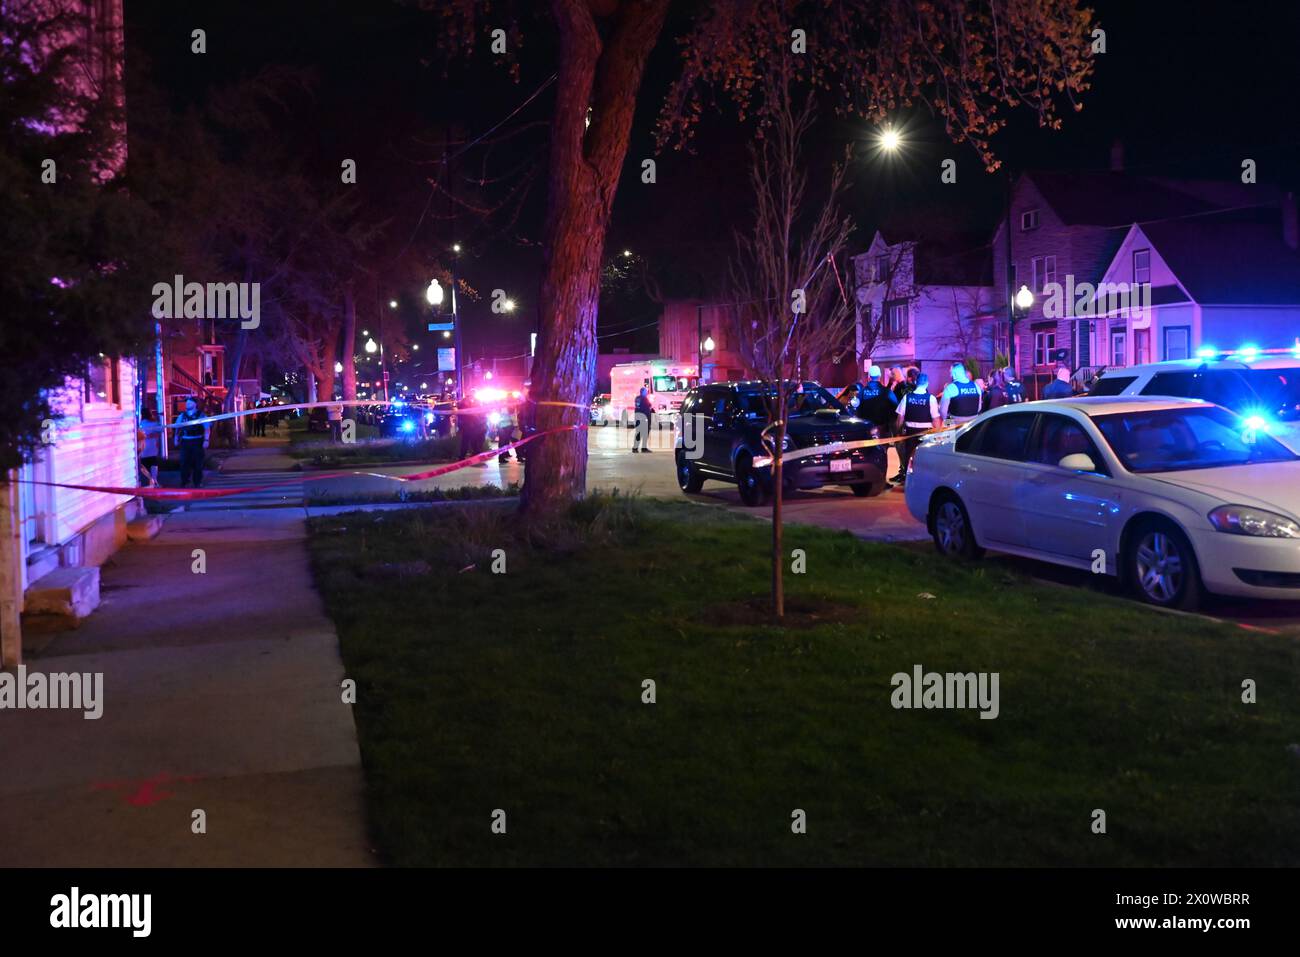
[452,243,461,253]
[1015,285,1035,311]
[365,338,378,354]
[485,371,494,380]
[880,128,901,152]
[412,344,419,351]
[442,330,451,339]
[388,299,398,309]
[333,361,343,374]
[622,249,632,258]
[703,336,715,353]
[361,329,369,336]
[426,279,444,306]
[502,298,516,312]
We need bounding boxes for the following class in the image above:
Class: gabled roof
[1024,171,1223,227]
[1140,210,1300,305]
[868,230,992,286]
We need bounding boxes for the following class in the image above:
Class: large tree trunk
[521,0,669,515]
[342,284,358,404]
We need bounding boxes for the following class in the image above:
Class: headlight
[781,434,794,451]
[1208,505,1300,538]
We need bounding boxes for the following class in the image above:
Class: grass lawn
[284,416,461,467]
[307,496,1300,866]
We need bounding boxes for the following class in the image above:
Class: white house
[852,230,995,384]
[0,0,144,667]
[1089,203,1300,368]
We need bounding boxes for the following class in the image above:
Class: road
[197,424,1300,633]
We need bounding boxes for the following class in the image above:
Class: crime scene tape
[22,426,586,501]
[150,397,590,430]
[750,422,962,469]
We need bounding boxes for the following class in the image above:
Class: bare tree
[729,68,854,620]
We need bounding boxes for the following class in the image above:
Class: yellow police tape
[750,422,961,469]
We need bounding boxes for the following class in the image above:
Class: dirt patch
[706,595,861,629]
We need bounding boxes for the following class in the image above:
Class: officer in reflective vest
[848,364,897,433]
[939,362,984,425]
[173,396,210,489]
[894,373,940,484]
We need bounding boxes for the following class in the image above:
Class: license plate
[829,457,852,473]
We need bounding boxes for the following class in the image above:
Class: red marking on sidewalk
[92,772,204,807]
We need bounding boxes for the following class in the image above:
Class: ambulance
[609,359,699,427]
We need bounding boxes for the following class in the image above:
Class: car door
[701,390,738,474]
[1016,412,1121,564]
[952,411,1038,547]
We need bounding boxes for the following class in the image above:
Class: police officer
[174,397,209,488]
[1003,366,1025,404]
[939,361,984,426]
[894,373,940,484]
[847,364,897,432]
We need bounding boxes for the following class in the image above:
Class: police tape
[21,426,586,501]
[750,423,960,469]
[152,397,590,430]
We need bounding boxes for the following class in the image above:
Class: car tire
[1125,519,1202,611]
[736,454,770,507]
[929,492,983,560]
[850,481,887,498]
[675,449,704,493]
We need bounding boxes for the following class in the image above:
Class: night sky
[123,0,1300,361]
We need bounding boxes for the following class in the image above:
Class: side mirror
[1058,452,1097,472]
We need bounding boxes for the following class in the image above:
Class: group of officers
[839,361,1028,484]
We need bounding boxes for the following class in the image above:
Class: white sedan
[904,396,1300,609]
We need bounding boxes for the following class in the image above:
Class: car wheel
[1126,520,1202,611]
[675,449,704,493]
[929,492,983,560]
[850,481,887,498]
[735,454,770,507]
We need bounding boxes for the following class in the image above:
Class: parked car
[904,395,1300,610]
[674,381,889,506]
[590,393,613,426]
[306,406,329,432]
[1090,350,1300,449]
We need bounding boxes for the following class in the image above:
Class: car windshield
[737,385,843,419]
[653,375,693,392]
[1093,406,1298,473]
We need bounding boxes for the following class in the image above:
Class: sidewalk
[0,507,373,866]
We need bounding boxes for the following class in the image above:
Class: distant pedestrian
[1042,366,1074,400]
[327,402,343,443]
[173,397,209,489]
[138,407,163,487]
[632,387,653,452]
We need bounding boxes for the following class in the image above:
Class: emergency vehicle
[609,359,699,426]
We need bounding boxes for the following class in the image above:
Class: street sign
[437,347,456,372]
[427,322,454,332]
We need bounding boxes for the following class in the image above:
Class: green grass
[307,496,1300,866]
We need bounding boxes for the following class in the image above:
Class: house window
[1034,330,1057,367]
[994,321,1010,359]
[884,301,908,337]
[872,255,890,283]
[1133,248,1151,285]
[1111,330,1127,367]
[860,302,872,334]
[1029,255,1058,292]
[1021,209,1040,231]
[84,355,120,406]
[1163,325,1190,361]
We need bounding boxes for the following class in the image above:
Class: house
[658,300,747,384]
[990,166,1279,393]
[1,0,147,667]
[852,230,995,385]
[1087,202,1300,366]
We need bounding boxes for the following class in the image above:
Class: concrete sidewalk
[0,509,373,866]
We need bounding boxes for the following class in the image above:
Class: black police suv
[674,381,889,506]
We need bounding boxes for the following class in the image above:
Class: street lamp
[702,336,715,353]
[879,127,902,152]
[365,338,378,354]
[1015,285,1035,312]
[333,361,343,374]
[426,279,444,306]
[502,298,516,312]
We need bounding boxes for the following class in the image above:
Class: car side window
[1141,371,1197,398]
[1089,375,1136,396]
[1031,414,1107,473]
[954,421,986,453]
[972,412,1036,461]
